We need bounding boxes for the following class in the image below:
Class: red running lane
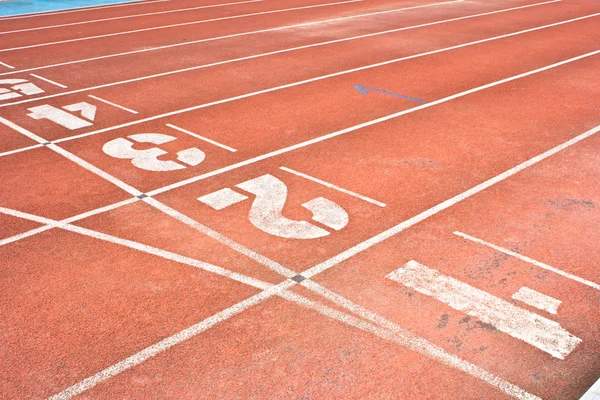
[0,0,361,48]
[0,10,595,155]
[0,0,418,65]
[0,0,488,81]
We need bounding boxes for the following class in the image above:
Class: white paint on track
[88,94,138,114]
[388,261,581,359]
[454,231,600,291]
[0,0,365,52]
[166,123,237,152]
[0,60,15,69]
[44,12,598,149]
[512,287,561,314]
[302,123,600,279]
[280,166,386,207]
[30,73,67,88]
[0,0,264,35]
[46,280,295,400]
[0,0,559,106]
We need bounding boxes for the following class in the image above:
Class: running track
[0,0,599,398]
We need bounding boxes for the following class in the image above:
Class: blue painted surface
[354,85,426,103]
[0,0,141,16]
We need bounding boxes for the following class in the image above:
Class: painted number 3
[102,133,205,171]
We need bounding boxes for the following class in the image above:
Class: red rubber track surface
[0,0,599,399]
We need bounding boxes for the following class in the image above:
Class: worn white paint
[512,287,561,314]
[388,261,582,359]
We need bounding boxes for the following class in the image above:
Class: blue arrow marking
[354,85,426,103]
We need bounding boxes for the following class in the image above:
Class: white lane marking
[0,224,56,246]
[0,0,558,105]
[0,116,143,196]
[0,206,272,290]
[30,73,67,88]
[580,377,600,400]
[0,0,168,20]
[512,287,561,314]
[166,123,237,152]
[50,12,598,147]
[0,0,471,81]
[144,48,600,197]
[47,281,295,400]
[302,123,600,279]
[0,61,15,69]
[388,261,581,359]
[0,0,364,53]
[0,143,44,158]
[454,231,600,291]
[143,196,297,278]
[0,197,139,250]
[0,0,263,35]
[279,289,540,400]
[1,204,539,400]
[280,166,386,207]
[88,94,138,114]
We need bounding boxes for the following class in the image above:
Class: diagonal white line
[454,231,600,290]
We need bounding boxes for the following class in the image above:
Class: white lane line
[280,166,386,207]
[0,206,272,290]
[142,196,297,278]
[0,60,15,69]
[454,231,600,291]
[302,123,600,279]
[0,197,139,249]
[0,0,554,102]
[48,12,596,146]
[0,116,142,196]
[0,0,470,81]
[0,0,263,35]
[166,123,236,152]
[0,0,168,21]
[0,0,364,53]
[143,48,600,197]
[388,260,581,359]
[279,289,540,400]
[30,73,67,88]
[88,94,138,114]
[47,281,295,400]
[0,143,44,158]
[512,287,561,314]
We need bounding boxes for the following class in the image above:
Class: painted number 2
[198,174,349,240]
[103,133,205,172]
